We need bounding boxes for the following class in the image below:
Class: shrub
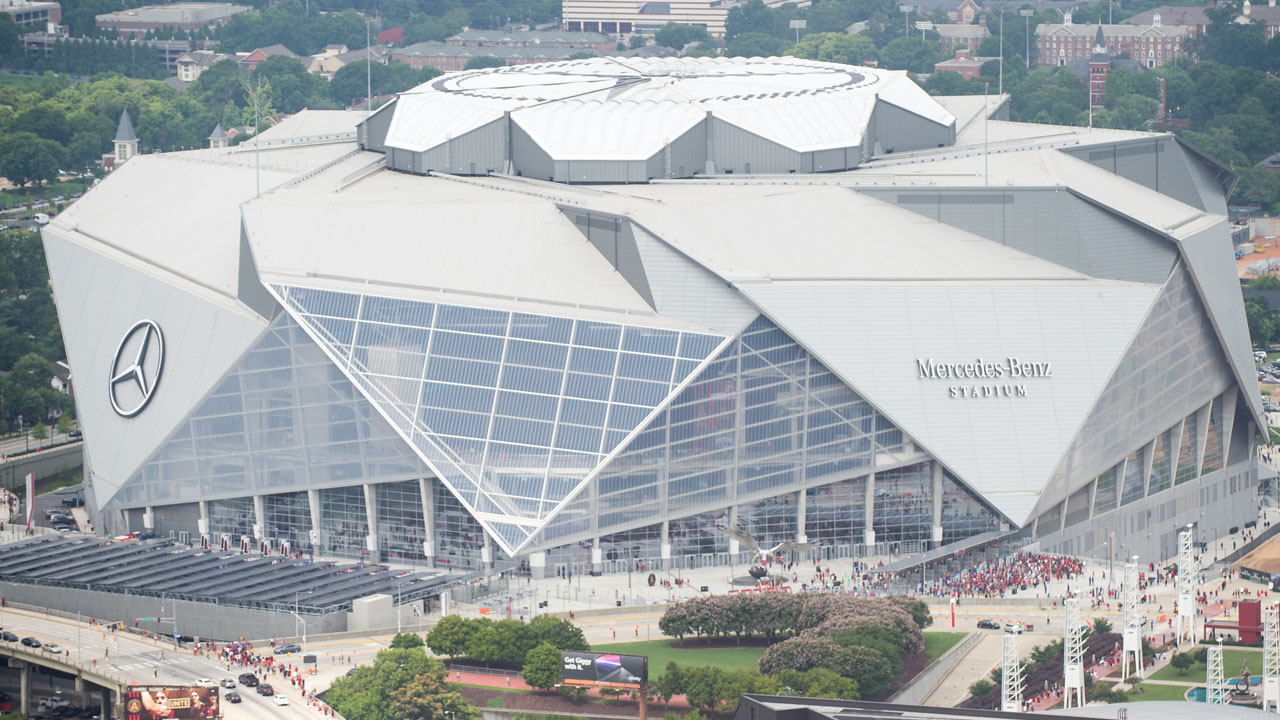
[968,679,994,697]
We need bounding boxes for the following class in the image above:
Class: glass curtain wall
[319,486,368,558]
[532,315,926,551]
[275,284,724,551]
[265,491,312,553]
[376,480,428,564]
[207,497,254,539]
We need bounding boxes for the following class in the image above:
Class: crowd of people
[917,551,1085,599]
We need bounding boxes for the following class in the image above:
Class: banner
[24,473,33,532]
[561,651,647,689]
[124,686,220,719]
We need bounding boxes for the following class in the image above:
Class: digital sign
[561,651,648,689]
[125,686,220,719]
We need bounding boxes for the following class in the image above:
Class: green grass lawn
[0,73,41,91]
[453,682,533,694]
[1149,646,1262,682]
[592,639,766,679]
[1126,683,1195,701]
[923,632,968,664]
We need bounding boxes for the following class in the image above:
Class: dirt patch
[1238,532,1280,575]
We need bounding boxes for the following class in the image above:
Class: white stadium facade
[44,57,1262,575]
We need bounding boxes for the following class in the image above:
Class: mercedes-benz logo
[109,319,164,418]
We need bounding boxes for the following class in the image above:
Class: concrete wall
[888,631,980,705]
[0,443,83,494]
[0,582,346,642]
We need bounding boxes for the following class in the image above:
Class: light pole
[396,582,407,634]
[295,590,312,652]
[899,4,912,35]
[998,7,1005,97]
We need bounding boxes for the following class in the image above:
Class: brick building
[95,2,248,40]
[0,0,60,28]
[1035,17,1189,68]
[934,19,989,55]
[446,29,615,53]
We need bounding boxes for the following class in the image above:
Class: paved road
[0,607,329,719]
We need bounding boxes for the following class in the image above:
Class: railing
[444,663,521,678]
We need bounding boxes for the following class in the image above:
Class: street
[0,606,335,719]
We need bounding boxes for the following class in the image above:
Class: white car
[1003,622,1023,634]
[196,678,217,688]
[272,694,289,706]
[43,643,64,653]
[220,678,236,688]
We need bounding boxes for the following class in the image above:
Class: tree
[389,658,482,720]
[0,132,63,188]
[464,55,506,70]
[1091,617,1113,634]
[655,22,712,49]
[968,679,995,697]
[328,648,447,720]
[655,662,684,706]
[1169,651,1194,676]
[254,55,320,114]
[465,619,505,663]
[878,36,941,73]
[1247,297,1276,349]
[527,615,589,652]
[425,615,471,659]
[31,420,47,445]
[55,413,73,436]
[725,0,775,39]
[390,632,425,649]
[726,32,788,57]
[786,33,876,65]
[521,642,562,691]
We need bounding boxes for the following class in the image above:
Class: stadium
[43,56,1262,576]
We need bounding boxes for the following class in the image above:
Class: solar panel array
[0,535,453,613]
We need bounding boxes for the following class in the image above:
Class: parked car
[224,691,241,704]
[976,619,1000,630]
[274,643,301,654]
[1004,622,1023,634]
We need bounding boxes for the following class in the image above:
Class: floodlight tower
[1063,597,1086,709]
[1001,633,1024,712]
[1176,525,1196,646]
[1121,556,1143,679]
[1264,602,1279,712]
[1207,640,1226,704]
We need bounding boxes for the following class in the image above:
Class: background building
[95,1,248,40]
[562,0,809,37]
[1036,19,1189,67]
[0,0,60,28]
[43,57,1261,576]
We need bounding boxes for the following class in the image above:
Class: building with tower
[208,124,228,149]
[102,108,137,173]
[42,57,1262,575]
[1036,18,1189,68]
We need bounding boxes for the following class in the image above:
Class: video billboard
[124,686,221,719]
[561,651,648,689]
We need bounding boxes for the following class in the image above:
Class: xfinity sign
[916,357,1052,399]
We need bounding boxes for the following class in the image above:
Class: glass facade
[1202,397,1224,475]
[1148,428,1173,495]
[318,486,368,558]
[940,472,999,543]
[207,497,253,539]
[435,481,485,569]
[1120,447,1145,506]
[805,477,866,548]
[738,494,798,550]
[119,315,430,508]
[376,480,427,564]
[529,315,928,552]
[275,284,724,552]
[874,463,933,543]
[670,508,729,556]
[1174,414,1198,485]
[1093,465,1118,515]
[265,491,312,553]
[1044,264,1234,508]
[1064,485,1091,528]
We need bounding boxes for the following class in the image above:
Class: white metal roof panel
[711,93,871,152]
[514,99,704,160]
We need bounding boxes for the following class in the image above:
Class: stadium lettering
[916,357,1051,398]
